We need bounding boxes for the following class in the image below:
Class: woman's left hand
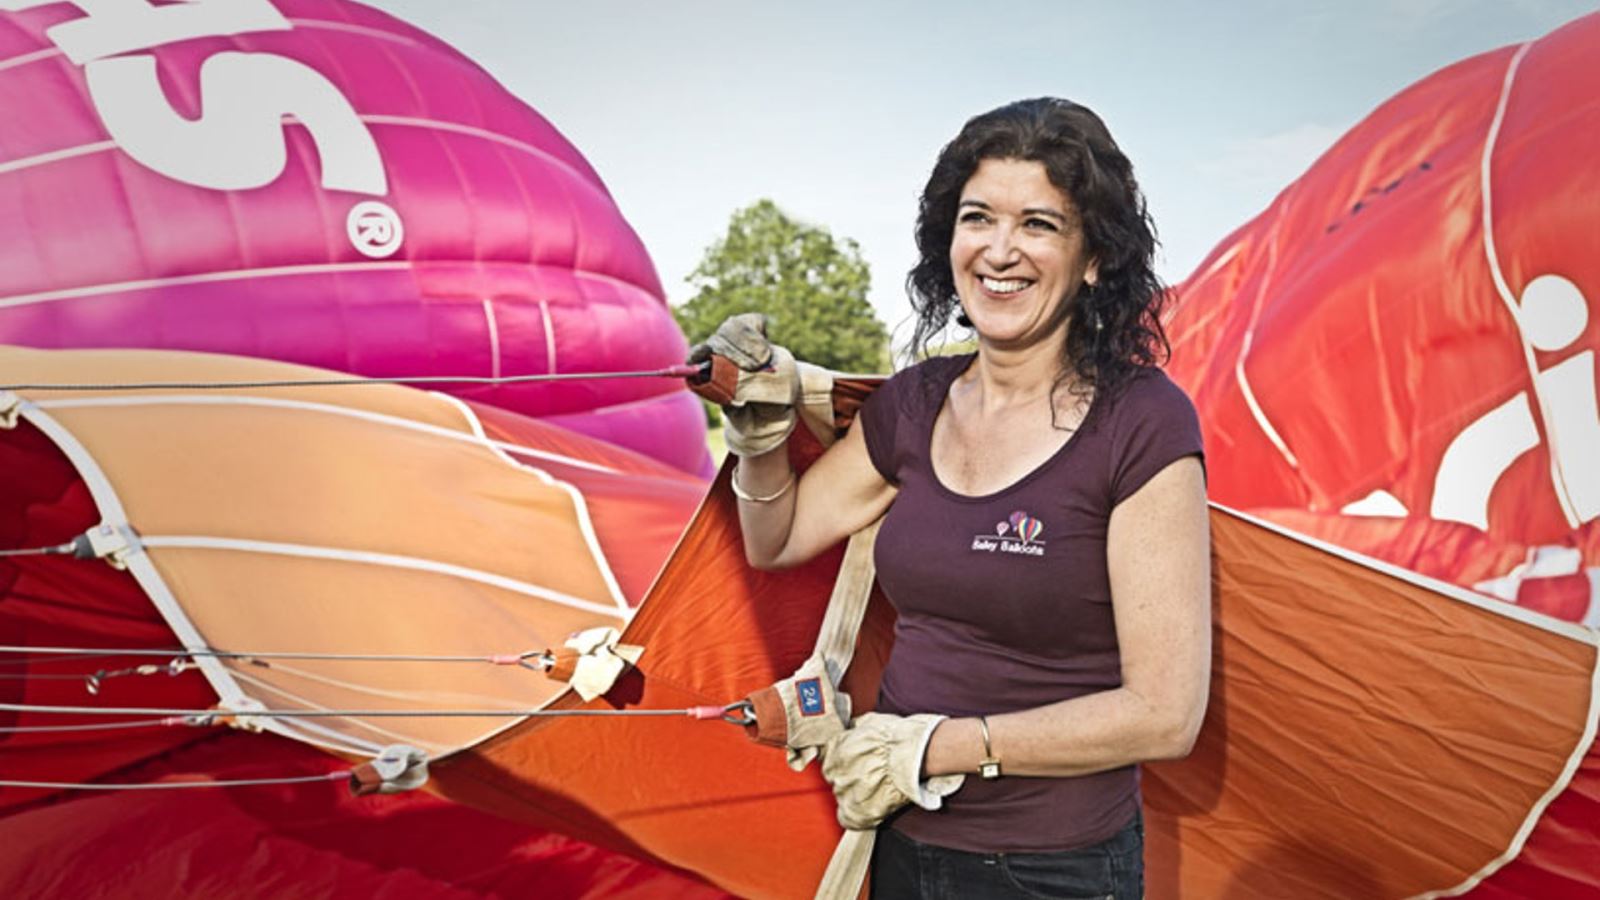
[819,712,965,830]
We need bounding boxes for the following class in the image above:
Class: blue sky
[364,0,1596,347]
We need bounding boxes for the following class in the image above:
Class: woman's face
[950,157,1098,350]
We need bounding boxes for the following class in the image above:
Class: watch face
[980,761,1002,780]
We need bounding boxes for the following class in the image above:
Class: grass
[705,425,728,468]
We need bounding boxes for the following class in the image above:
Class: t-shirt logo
[971,510,1047,557]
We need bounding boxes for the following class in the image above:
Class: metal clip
[220,697,269,733]
[720,700,757,727]
[73,523,140,571]
[349,745,429,795]
[0,391,21,429]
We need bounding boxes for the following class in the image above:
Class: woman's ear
[1085,259,1100,288]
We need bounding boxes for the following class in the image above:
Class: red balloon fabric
[1166,11,1600,625]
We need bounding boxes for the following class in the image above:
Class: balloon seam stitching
[34,394,623,475]
[1407,640,1600,899]
[1476,40,1580,530]
[482,298,502,380]
[138,534,627,619]
[433,391,631,613]
[1232,199,1303,474]
[285,18,423,48]
[0,139,116,176]
[0,260,661,311]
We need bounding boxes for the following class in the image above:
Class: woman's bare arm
[737,420,899,570]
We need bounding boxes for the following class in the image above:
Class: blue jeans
[869,813,1144,900]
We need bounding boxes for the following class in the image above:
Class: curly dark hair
[907,97,1170,405]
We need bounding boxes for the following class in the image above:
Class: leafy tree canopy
[675,199,889,374]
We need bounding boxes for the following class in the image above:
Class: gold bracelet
[978,715,1002,780]
[731,465,795,503]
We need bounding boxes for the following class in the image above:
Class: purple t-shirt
[859,353,1204,853]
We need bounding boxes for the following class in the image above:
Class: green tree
[676,199,889,374]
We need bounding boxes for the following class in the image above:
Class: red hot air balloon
[1166,12,1600,626]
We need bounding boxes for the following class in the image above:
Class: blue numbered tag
[796,677,825,717]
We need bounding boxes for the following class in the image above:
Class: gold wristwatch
[978,716,1002,780]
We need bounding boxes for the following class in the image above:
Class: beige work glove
[742,655,852,770]
[819,712,966,831]
[687,313,837,456]
[687,313,799,457]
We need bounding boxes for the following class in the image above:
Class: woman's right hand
[690,313,896,571]
[687,313,802,458]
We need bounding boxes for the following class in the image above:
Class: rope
[0,543,75,558]
[0,652,124,669]
[0,771,348,791]
[0,645,545,665]
[0,718,190,734]
[0,364,704,393]
[0,700,748,723]
[225,668,440,751]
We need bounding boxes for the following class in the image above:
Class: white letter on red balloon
[85,51,388,195]
[0,0,289,65]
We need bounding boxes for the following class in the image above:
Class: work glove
[687,313,837,456]
[819,712,966,831]
[742,655,851,771]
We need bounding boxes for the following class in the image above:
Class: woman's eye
[958,210,990,225]
[1025,217,1059,232]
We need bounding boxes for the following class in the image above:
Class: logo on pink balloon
[14,0,402,258]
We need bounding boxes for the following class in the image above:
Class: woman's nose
[983,225,1020,267]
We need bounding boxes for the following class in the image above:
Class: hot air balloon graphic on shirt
[1007,510,1045,544]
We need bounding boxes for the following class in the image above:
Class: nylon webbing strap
[813,518,882,676]
[796,363,840,446]
[816,829,874,900]
[811,518,883,900]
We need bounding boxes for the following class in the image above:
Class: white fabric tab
[0,390,19,429]
[564,627,644,702]
[81,522,139,571]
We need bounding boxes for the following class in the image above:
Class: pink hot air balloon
[0,0,711,477]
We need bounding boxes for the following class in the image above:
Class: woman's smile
[978,275,1035,297]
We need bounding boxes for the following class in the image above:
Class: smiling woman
[702,97,1209,900]
[948,158,1100,355]
[908,99,1171,410]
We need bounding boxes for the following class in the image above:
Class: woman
[698,98,1210,899]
